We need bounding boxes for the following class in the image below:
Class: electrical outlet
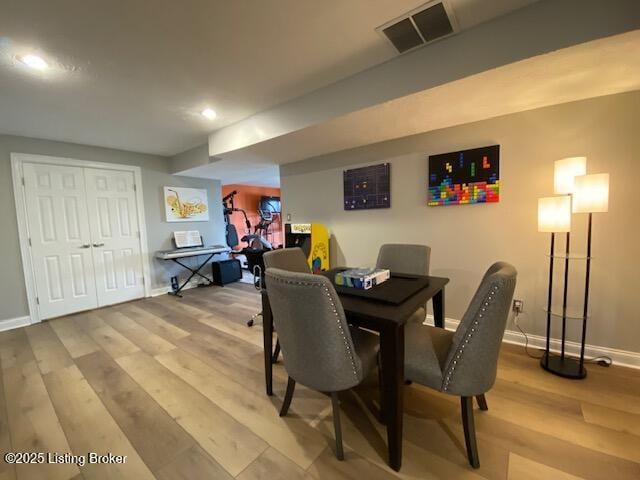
[286,213,291,221]
[512,299,524,314]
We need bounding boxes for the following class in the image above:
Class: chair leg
[461,396,480,469]
[272,340,281,364]
[331,392,345,460]
[476,394,488,411]
[279,377,295,417]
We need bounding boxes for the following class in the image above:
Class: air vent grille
[382,18,423,53]
[412,2,453,42]
[378,1,457,54]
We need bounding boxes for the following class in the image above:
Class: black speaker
[211,259,242,286]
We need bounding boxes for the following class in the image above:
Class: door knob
[78,244,91,249]
[93,243,105,248]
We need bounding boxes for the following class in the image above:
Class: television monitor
[259,196,281,214]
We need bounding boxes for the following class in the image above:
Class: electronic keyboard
[155,244,230,260]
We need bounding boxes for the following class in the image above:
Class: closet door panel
[85,168,144,306]
[23,163,98,319]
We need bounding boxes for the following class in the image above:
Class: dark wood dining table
[261,268,449,472]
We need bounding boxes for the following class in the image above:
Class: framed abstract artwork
[428,145,500,206]
[343,163,391,210]
[164,186,209,222]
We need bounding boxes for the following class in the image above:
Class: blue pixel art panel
[343,163,391,210]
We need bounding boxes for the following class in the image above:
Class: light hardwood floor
[1,283,639,479]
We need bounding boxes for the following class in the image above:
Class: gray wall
[0,134,226,322]
[281,91,640,353]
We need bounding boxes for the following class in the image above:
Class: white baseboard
[0,316,32,332]
[150,280,203,297]
[425,314,640,370]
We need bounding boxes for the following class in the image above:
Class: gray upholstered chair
[263,248,311,361]
[404,262,517,468]
[264,247,310,273]
[265,268,379,460]
[376,244,431,323]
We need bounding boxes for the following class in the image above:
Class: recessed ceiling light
[20,54,48,71]
[201,108,217,120]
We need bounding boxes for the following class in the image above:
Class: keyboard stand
[168,252,217,297]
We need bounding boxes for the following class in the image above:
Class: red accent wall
[222,184,282,248]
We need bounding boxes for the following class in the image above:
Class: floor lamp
[572,173,609,374]
[540,157,586,377]
[538,195,572,375]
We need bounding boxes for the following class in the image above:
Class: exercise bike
[222,190,272,326]
[222,190,272,252]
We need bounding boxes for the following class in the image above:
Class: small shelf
[545,254,591,260]
[543,308,588,320]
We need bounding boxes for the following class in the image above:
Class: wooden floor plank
[148,295,214,319]
[74,350,195,473]
[73,313,140,359]
[0,329,36,371]
[3,361,78,480]
[476,386,640,463]
[154,444,233,480]
[465,408,640,480]
[116,351,268,476]
[198,313,264,348]
[237,447,306,480]
[135,301,220,337]
[98,310,176,356]
[49,316,100,359]
[116,305,189,342]
[25,323,74,375]
[155,348,329,469]
[175,332,286,396]
[507,452,585,480]
[581,402,640,437]
[43,364,155,480]
[305,447,400,480]
[0,357,16,480]
[498,351,640,414]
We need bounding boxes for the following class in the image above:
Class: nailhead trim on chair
[268,275,360,381]
[442,284,499,392]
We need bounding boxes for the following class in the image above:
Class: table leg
[433,287,445,328]
[262,291,274,396]
[380,322,404,471]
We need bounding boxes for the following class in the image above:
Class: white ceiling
[0,0,537,156]
[179,29,640,185]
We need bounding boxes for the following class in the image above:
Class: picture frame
[164,186,209,222]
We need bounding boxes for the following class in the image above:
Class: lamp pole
[560,231,570,359]
[579,212,593,372]
[544,232,555,368]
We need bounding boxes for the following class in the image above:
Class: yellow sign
[291,223,312,234]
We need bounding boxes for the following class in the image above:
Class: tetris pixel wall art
[428,145,500,206]
[344,163,391,210]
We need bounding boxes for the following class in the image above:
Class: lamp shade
[554,157,587,194]
[538,196,571,232]
[572,173,609,213]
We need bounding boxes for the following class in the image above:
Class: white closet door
[84,168,145,306]
[23,163,98,319]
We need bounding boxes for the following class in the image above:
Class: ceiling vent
[377,1,458,54]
